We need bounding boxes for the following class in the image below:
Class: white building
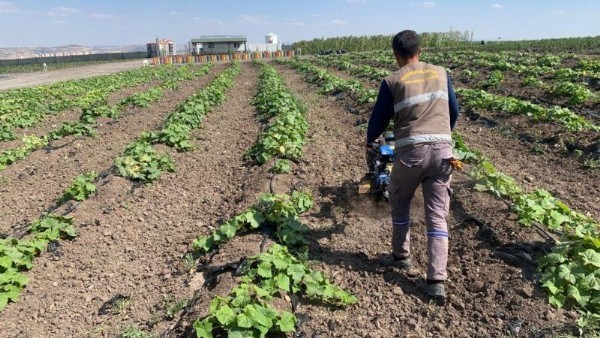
[189,34,283,55]
[189,35,247,55]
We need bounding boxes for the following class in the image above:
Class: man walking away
[366,30,459,302]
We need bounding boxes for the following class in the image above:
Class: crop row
[246,61,308,173]
[1,63,236,315]
[284,58,600,327]
[0,64,214,171]
[0,65,185,143]
[115,62,240,182]
[312,54,599,133]
[345,49,600,80]
[190,62,356,337]
[454,134,600,317]
[277,58,377,104]
[0,172,98,311]
[337,50,600,106]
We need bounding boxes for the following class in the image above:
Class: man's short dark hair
[392,30,421,58]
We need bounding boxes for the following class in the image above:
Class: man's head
[392,30,421,66]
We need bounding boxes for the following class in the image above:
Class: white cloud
[239,14,270,24]
[0,1,18,13]
[552,10,565,15]
[48,6,79,16]
[52,20,68,24]
[90,13,116,19]
[346,0,367,4]
[285,18,305,26]
[491,3,504,9]
[170,11,179,15]
[331,19,347,25]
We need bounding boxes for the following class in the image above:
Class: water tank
[265,33,278,44]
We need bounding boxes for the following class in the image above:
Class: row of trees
[292,30,474,54]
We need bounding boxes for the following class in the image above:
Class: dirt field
[0,60,145,91]
[0,60,594,337]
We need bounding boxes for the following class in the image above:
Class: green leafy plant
[57,172,97,203]
[538,225,600,312]
[279,58,377,103]
[248,63,308,164]
[48,122,97,140]
[522,76,544,87]
[79,104,120,124]
[0,214,76,311]
[121,325,154,338]
[481,70,504,89]
[551,81,594,105]
[456,87,599,132]
[243,244,357,306]
[193,191,313,254]
[115,140,175,182]
[271,159,292,174]
[461,68,480,81]
[0,135,48,171]
[144,62,240,151]
[194,244,356,338]
[118,88,164,108]
[0,125,16,142]
[193,282,296,338]
[451,126,600,318]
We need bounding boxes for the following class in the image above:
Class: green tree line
[292,30,474,54]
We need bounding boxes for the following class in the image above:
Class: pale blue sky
[0,0,599,48]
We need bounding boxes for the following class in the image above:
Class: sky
[0,0,599,48]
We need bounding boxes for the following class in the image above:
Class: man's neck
[398,56,419,67]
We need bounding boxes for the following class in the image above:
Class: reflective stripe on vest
[395,134,452,148]
[393,90,449,113]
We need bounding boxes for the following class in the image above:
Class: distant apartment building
[147,38,175,57]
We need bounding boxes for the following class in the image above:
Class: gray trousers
[388,143,453,281]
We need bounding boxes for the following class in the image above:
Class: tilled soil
[0,63,263,336]
[0,64,226,234]
[319,63,600,220]
[0,79,163,153]
[263,63,574,337]
[0,60,590,338]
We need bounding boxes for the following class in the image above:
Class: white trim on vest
[393,90,448,113]
[395,134,452,148]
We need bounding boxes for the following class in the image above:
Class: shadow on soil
[304,178,557,305]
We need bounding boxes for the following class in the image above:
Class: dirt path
[0,64,226,234]
[0,60,147,91]
[0,62,264,337]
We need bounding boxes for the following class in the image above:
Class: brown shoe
[379,254,420,277]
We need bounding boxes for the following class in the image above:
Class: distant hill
[0,44,146,60]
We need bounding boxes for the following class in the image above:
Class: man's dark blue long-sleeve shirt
[366,73,459,144]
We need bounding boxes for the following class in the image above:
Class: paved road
[0,60,146,91]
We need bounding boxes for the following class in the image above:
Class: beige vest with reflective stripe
[384,62,450,148]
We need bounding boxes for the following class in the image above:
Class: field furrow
[274,60,578,337]
[0,62,263,336]
[0,64,226,234]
